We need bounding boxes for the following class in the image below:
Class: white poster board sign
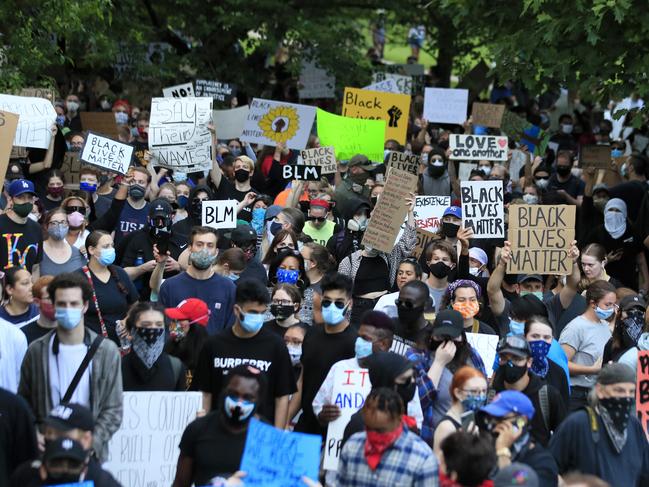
[423,88,469,125]
[363,78,401,94]
[212,106,249,141]
[104,392,202,486]
[449,134,508,161]
[162,82,195,98]
[80,132,133,175]
[202,200,237,229]
[413,195,451,233]
[149,97,213,172]
[240,98,316,150]
[458,162,477,181]
[466,333,499,377]
[299,60,336,99]
[460,180,505,239]
[0,94,56,149]
[371,72,412,95]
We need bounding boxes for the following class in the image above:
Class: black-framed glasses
[395,299,417,309]
[322,299,346,309]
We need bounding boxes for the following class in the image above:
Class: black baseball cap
[231,224,257,244]
[149,198,174,218]
[432,309,464,339]
[619,294,647,312]
[497,335,531,359]
[44,403,94,432]
[43,437,87,463]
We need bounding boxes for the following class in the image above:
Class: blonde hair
[235,155,254,172]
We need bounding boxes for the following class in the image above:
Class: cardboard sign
[104,392,202,486]
[195,79,236,103]
[471,103,505,128]
[362,168,418,253]
[636,350,649,440]
[60,152,81,189]
[500,111,529,141]
[371,72,412,95]
[149,97,213,172]
[466,333,499,377]
[240,98,316,151]
[162,82,194,98]
[461,181,505,239]
[80,132,133,175]
[423,88,468,125]
[450,134,508,161]
[342,87,411,144]
[240,418,321,486]
[323,367,372,471]
[580,145,612,169]
[386,151,420,175]
[20,87,57,102]
[201,200,237,230]
[457,61,491,94]
[458,162,477,181]
[413,195,451,233]
[299,60,335,99]
[282,164,322,181]
[316,108,384,162]
[0,94,56,149]
[0,111,19,189]
[508,204,576,275]
[363,78,400,94]
[413,228,437,259]
[212,106,249,140]
[79,112,119,139]
[300,146,337,174]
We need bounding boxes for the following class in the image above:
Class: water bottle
[134,249,144,291]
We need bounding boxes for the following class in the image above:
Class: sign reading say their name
[283,164,322,181]
[162,82,194,98]
[300,146,337,174]
[423,88,468,125]
[240,98,316,151]
[508,205,576,275]
[201,200,237,230]
[413,195,451,232]
[450,134,508,161]
[461,181,505,239]
[104,392,202,487]
[149,97,213,172]
[636,350,649,439]
[80,132,133,175]
[324,367,372,471]
[0,94,56,149]
[386,151,420,175]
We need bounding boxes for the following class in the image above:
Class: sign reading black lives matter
[460,180,504,239]
[386,151,420,176]
[449,134,508,161]
[300,146,337,174]
[80,132,133,175]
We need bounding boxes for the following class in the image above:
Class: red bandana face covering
[364,423,403,470]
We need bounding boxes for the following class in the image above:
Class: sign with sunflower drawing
[240,98,316,150]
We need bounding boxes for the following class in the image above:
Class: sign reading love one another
[449,134,508,161]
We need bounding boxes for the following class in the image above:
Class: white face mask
[480,166,491,176]
[535,178,549,189]
[469,267,481,277]
[522,193,538,205]
[561,124,574,134]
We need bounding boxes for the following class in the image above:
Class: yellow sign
[342,87,410,144]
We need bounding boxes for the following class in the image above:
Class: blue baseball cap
[443,206,462,219]
[479,390,535,419]
[8,179,35,198]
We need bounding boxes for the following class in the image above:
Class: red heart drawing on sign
[498,138,507,148]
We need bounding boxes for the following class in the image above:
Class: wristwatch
[496,448,512,458]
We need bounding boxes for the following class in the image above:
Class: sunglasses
[395,299,419,309]
[322,299,346,309]
[310,216,326,223]
[65,206,86,214]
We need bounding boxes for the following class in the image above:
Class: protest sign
[201,200,237,230]
[423,88,468,125]
[450,134,508,161]
[240,418,321,486]
[60,152,81,189]
[20,87,57,102]
[299,60,336,99]
[324,367,372,471]
[471,103,505,128]
[240,98,316,151]
[466,333,499,377]
[0,94,56,149]
[457,61,492,94]
[580,145,612,169]
[342,87,411,144]
[195,79,236,103]
[316,108,384,162]
[0,111,19,189]
[162,82,194,98]
[413,228,437,259]
[300,146,337,174]
[362,168,418,253]
[461,181,505,239]
[79,112,120,139]
[80,132,133,175]
[363,78,400,94]
[500,111,529,141]
[149,97,213,172]
[413,195,451,233]
[637,350,649,439]
[104,392,201,486]
[386,151,420,175]
[458,162,477,181]
[371,72,412,95]
[509,149,529,182]
[212,106,249,140]
[283,164,322,181]
[508,204,576,275]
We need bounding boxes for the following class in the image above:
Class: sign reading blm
[201,200,237,230]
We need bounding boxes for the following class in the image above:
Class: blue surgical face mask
[240,311,265,333]
[55,307,83,330]
[595,306,614,320]
[227,273,240,281]
[115,112,129,125]
[322,302,346,326]
[56,115,66,126]
[276,268,299,285]
[520,290,544,301]
[611,149,624,158]
[177,195,188,209]
[98,248,116,266]
[173,172,187,182]
[355,336,373,359]
[230,147,242,157]
[79,181,97,193]
[509,319,525,335]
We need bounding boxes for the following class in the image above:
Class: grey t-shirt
[39,246,87,277]
[559,315,611,388]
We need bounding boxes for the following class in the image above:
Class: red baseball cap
[165,298,210,326]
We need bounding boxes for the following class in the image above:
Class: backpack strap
[62,335,103,404]
[538,384,550,431]
[584,405,600,443]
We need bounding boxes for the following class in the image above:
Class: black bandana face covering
[132,328,165,369]
[600,396,634,431]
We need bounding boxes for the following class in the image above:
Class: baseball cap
[493,463,539,487]
[517,274,543,284]
[432,309,464,339]
[43,437,87,463]
[469,247,488,266]
[165,298,210,326]
[348,154,376,170]
[593,183,610,195]
[231,224,257,244]
[497,335,531,359]
[44,403,94,432]
[149,198,174,218]
[265,205,282,221]
[619,294,647,312]
[597,363,636,385]
[443,206,462,219]
[479,390,535,419]
[8,179,36,198]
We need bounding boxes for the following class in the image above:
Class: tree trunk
[434,20,455,87]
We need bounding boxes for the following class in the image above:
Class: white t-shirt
[0,321,28,393]
[48,334,91,408]
[374,291,399,318]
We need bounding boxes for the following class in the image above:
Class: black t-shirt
[354,256,390,295]
[20,322,52,344]
[295,324,357,435]
[179,411,247,485]
[0,214,43,272]
[0,388,37,485]
[213,178,257,222]
[516,443,559,487]
[122,352,186,391]
[10,457,120,487]
[263,319,308,338]
[548,174,585,198]
[40,195,62,212]
[192,327,296,421]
